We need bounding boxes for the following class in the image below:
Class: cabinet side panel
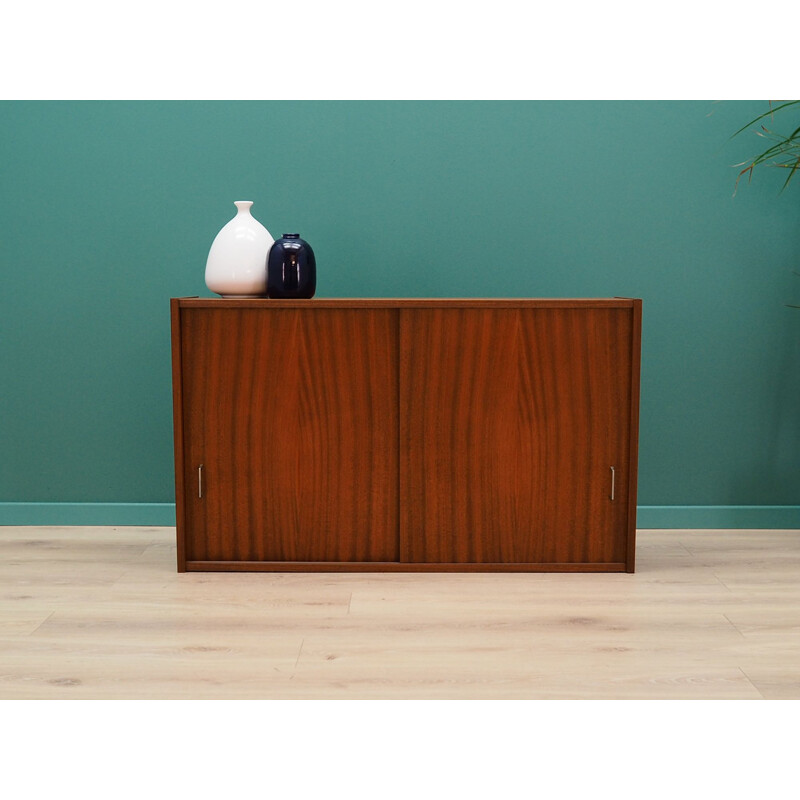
[400,308,632,565]
[625,300,642,572]
[170,299,187,572]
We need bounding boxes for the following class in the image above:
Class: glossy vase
[267,234,316,299]
[205,201,274,297]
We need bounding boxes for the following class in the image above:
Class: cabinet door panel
[400,308,633,564]
[182,308,399,562]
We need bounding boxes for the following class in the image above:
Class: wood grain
[2,526,799,699]
[400,307,634,566]
[180,308,398,563]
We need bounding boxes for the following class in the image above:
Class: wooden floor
[1,526,799,699]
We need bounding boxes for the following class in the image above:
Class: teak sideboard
[170,298,642,573]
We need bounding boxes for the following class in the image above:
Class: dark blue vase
[267,233,316,299]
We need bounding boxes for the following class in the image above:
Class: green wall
[2,101,799,526]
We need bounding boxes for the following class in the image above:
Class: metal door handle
[198,464,204,499]
[610,466,615,501]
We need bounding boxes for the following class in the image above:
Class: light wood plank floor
[1,526,799,699]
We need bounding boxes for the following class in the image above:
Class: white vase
[205,201,274,297]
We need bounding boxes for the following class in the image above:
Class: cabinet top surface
[173,297,641,309]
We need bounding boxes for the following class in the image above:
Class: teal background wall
[2,101,799,527]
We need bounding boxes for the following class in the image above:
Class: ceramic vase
[205,201,274,297]
[267,233,317,299]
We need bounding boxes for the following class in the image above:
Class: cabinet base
[183,561,631,573]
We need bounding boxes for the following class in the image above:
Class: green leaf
[779,158,800,192]
[730,100,800,139]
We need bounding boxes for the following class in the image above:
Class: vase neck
[234,201,253,216]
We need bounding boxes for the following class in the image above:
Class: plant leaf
[730,100,800,139]
[779,158,800,192]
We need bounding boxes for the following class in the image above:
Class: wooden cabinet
[171,298,641,573]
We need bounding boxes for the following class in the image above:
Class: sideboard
[170,298,642,572]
